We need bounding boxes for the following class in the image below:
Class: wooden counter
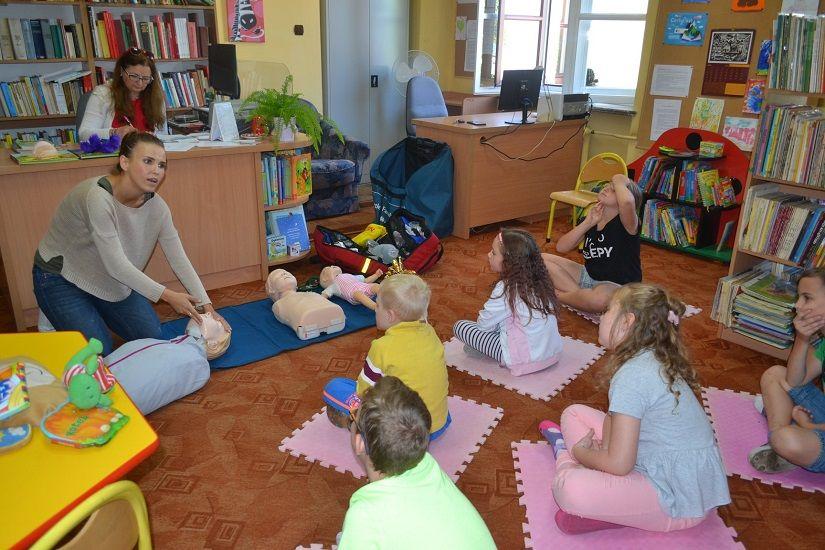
[0,137,310,330]
[412,112,584,238]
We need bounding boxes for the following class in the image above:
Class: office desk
[0,137,309,330]
[0,332,158,550]
[412,112,584,238]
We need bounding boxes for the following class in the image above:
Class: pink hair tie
[667,310,680,327]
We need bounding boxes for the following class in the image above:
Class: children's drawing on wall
[227,0,265,43]
[663,12,708,46]
[743,78,766,114]
[689,97,724,133]
[707,29,755,64]
[731,0,765,11]
[722,117,758,152]
[756,39,772,75]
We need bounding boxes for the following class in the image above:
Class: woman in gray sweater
[33,132,229,354]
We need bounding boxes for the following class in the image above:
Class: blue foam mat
[160,297,375,369]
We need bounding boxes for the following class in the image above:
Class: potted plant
[241,75,341,153]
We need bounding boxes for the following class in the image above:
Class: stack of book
[88,9,209,60]
[769,13,825,94]
[636,156,678,197]
[739,185,825,267]
[753,104,825,187]
[261,151,313,207]
[641,199,700,248]
[2,129,78,147]
[0,69,93,118]
[712,261,802,350]
[0,18,87,60]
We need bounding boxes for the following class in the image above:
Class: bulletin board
[636,0,794,151]
[454,2,478,78]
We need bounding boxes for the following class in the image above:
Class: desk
[0,138,310,330]
[412,112,585,238]
[0,332,158,550]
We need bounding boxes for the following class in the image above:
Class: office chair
[461,96,498,115]
[31,480,152,550]
[405,76,448,137]
[546,152,628,242]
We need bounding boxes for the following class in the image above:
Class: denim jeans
[32,264,162,355]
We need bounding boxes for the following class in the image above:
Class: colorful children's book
[291,152,312,196]
[0,362,30,421]
[41,401,129,447]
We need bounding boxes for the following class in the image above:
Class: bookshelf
[0,0,216,136]
[715,84,825,360]
[628,127,751,263]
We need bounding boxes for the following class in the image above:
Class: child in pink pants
[540,283,730,534]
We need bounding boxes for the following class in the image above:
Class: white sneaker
[753,395,764,415]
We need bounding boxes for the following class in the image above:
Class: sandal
[748,444,797,473]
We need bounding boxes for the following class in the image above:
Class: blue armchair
[298,100,370,220]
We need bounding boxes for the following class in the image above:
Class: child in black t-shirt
[543,174,643,314]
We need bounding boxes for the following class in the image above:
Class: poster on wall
[663,12,708,46]
[732,0,765,11]
[707,29,755,64]
[722,117,758,152]
[227,0,265,43]
[689,97,724,132]
[743,78,766,114]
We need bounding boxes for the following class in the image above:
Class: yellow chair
[32,481,152,550]
[545,152,628,242]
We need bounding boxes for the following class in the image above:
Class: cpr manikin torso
[266,269,346,340]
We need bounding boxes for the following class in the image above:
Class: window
[474,0,648,104]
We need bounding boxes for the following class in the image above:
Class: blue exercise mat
[160,297,375,369]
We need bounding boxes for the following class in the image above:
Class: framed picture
[707,29,755,65]
[227,0,265,43]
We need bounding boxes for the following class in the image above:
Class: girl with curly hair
[539,283,729,535]
[453,228,563,376]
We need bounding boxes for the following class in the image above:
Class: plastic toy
[366,240,399,264]
[319,265,383,310]
[352,223,388,247]
[63,338,115,410]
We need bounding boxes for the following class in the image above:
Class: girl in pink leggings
[540,283,730,535]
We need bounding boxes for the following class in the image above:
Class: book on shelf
[2,127,78,147]
[0,18,86,61]
[87,1,215,6]
[88,9,208,60]
[769,13,825,94]
[738,184,825,266]
[641,199,700,248]
[711,261,802,349]
[753,104,825,188]
[261,151,313,207]
[265,205,310,259]
[0,69,92,118]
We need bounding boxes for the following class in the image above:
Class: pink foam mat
[444,337,605,401]
[702,387,825,493]
[512,441,742,549]
[279,395,503,481]
[564,304,701,324]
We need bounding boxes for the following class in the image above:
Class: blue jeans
[788,381,825,473]
[32,265,162,355]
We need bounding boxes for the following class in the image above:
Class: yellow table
[0,332,159,549]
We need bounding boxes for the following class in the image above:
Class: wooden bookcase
[716,89,825,360]
[627,127,751,263]
[0,0,216,131]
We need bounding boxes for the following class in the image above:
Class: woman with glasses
[79,48,167,141]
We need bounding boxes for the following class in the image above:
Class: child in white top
[539,283,729,535]
[453,228,563,376]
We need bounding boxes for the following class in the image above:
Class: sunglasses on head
[128,46,154,59]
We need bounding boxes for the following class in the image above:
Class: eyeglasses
[122,70,154,84]
[128,46,154,59]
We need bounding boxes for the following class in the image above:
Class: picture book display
[0,362,30,421]
[265,205,310,259]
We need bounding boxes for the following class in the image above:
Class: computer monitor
[498,68,543,125]
[208,44,240,100]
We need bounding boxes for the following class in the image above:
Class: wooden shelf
[718,326,791,361]
[94,57,208,62]
[0,58,86,64]
[82,2,215,10]
[263,195,310,212]
[766,88,825,99]
[1,1,82,5]
[751,175,825,197]
[0,114,76,129]
[734,249,799,268]
[268,249,311,266]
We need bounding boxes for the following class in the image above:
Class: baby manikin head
[266,269,298,301]
[186,312,231,360]
[319,266,343,289]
